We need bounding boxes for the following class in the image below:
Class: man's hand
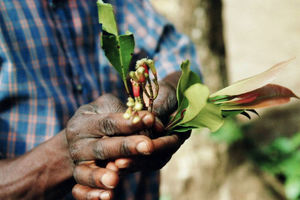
[113,78,191,172]
[69,71,191,200]
[66,94,164,199]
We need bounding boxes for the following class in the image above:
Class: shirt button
[49,1,56,9]
[76,84,83,93]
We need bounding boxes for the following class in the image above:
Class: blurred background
[150,0,300,199]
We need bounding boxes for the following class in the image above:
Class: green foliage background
[212,120,300,200]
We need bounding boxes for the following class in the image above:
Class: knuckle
[120,139,132,156]
[93,140,107,160]
[73,165,81,182]
[101,93,116,100]
[93,94,124,111]
[69,143,81,161]
[101,94,126,113]
[88,169,98,188]
[110,100,126,113]
[78,104,93,113]
[66,119,81,140]
[98,115,118,136]
[74,104,99,116]
[73,104,94,117]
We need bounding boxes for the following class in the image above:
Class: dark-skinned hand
[68,81,190,200]
[113,81,191,172]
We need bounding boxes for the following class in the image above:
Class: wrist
[29,130,75,198]
[0,130,75,199]
[27,130,75,197]
[43,130,75,181]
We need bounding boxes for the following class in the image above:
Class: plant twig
[146,76,154,112]
[166,109,186,130]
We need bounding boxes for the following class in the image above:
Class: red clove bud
[131,80,140,97]
[136,67,146,83]
[141,63,149,74]
[146,59,156,77]
[129,71,138,82]
[136,58,149,74]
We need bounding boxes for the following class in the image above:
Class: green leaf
[101,32,135,90]
[271,137,294,154]
[101,34,121,71]
[285,177,300,200]
[159,195,172,200]
[170,60,223,133]
[177,83,209,125]
[171,126,195,133]
[98,0,135,93]
[211,118,243,144]
[183,103,224,132]
[169,97,188,124]
[210,58,295,98]
[97,0,118,36]
[208,95,231,104]
[177,60,202,105]
[278,152,300,177]
[119,33,135,76]
[221,110,244,118]
[291,133,300,149]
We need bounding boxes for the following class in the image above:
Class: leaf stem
[146,76,154,112]
[123,79,130,95]
[166,109,186,130]
[141,83,151,99]
[139,83,145,108]
[153,78,159,99]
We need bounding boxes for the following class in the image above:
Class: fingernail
[142,114,154,128]
[116,159,130,168]
[100,192,111,200]
[101,173,115,189]
[106,162,119,172]
[137,141,151,155]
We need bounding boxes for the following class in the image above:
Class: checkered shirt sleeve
[0,0,201,199]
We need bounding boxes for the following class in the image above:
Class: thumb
[153,82,177,124]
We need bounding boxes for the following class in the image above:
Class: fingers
[72,161,117,200]
[113,132,191,171]
[72,184,113,200]
[94,111,155,136]
[70,135,154,161]
[106,161,119,172]
[73,162,119,189]
[152,134,181,153]
[67,111,160,138]
[151,132,191,155]
[114,158,133,169]
[153,81,177,123]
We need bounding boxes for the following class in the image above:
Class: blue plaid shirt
[0,0,201,199]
